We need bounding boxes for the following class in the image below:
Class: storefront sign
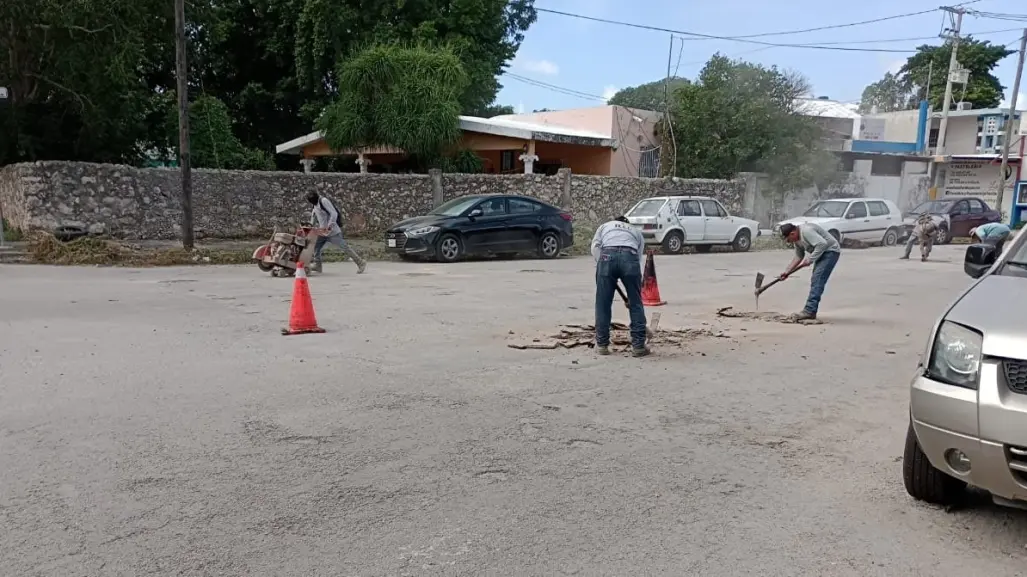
[942,159,1016,208]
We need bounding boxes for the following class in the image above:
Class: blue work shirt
[974,222,1010,241]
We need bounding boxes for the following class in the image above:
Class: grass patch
[27,233,254,266]
[2,219,23,242]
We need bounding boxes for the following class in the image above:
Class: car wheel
[936,225,951,245]
[662,231,684,254]
[694,245,712,254]
[828,229,841,242]
[882,227,899,247]
[436,233,462,263]
[538,232,561,259]
[256,261,275,272]
[732,229,752,252]
[902,422,966,505]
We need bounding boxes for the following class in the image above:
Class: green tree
[163,95,274,170]
[609,77,690,111]
[858,38,1015,113]
[317,44,468,160]
[470,104,515,117]
[666,54,827,188]
[0,0,168,164]
[857,72,914,114]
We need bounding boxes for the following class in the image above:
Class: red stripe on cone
[641,251,666,306]
[282,262,326,335]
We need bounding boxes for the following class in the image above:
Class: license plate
[387,239,396,247]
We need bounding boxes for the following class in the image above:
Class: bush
[2,219,24,242]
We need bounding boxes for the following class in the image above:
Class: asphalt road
[2,245,1026,576]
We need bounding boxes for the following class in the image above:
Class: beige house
[275,105,662,177]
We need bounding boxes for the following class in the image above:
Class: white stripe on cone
[296,262,307,279]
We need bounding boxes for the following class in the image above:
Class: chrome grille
[387,232,407,250]
[1003,359,1027,395]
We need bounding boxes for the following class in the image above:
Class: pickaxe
[753,272,785,310]
[615,282,656,341]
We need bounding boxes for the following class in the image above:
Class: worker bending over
[778,222,841,321]
[900,213,940,261]
[306,192,366,274]
[970,222,1012,256]
[591,216,649,357]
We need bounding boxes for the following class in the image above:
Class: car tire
[694,245,712,254]
[902,422,966,505]
[732,229,752,252]
[828,229,841,243]
[882,227,899,247]
[662,231,685,254]
[436,233,462,263]
[538,232,561,259]
[936,224,951,245]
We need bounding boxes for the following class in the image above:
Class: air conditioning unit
[955,102,973,111]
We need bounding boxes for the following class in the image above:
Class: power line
[535,8,919,52]
[504,73,606,102]
[674,9,940,41]
[783,27,1021,46]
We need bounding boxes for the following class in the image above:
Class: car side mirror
[468,209,483,218]
[964,243,997,279]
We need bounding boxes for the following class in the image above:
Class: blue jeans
[595,248,647,349]
[804,250,840,316]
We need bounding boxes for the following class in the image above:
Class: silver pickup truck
[904,230,1027,509]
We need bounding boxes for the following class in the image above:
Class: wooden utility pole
[175,0,195,249]
[995,29,1026,217]
[930,6,965,196]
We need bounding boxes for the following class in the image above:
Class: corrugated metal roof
[795,99,861,119]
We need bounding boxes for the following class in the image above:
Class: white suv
[625,196,761,254]
[775,198,903,246]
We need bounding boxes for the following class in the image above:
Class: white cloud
[519,59,559,76]
[602,85,618,102]
[1000,92,1026,110]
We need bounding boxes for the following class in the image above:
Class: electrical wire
[535,8,921,52]
[504,73,607,102]
[671,8,940,41]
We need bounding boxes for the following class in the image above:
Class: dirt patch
[715,306,823,325]
[507,322,729,352]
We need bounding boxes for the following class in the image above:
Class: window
[870,156,902,176]
[839,155,855,173]
[477,198,508,216]
[951,200,969,216]
[928,128,939,148]
[983,116,999,135]
[500,150,517,172]
[509,198,540,214]
[846,202,868,219]
[678,200,701,216]
[628,199,667,217]
[638,146,660,178]
[700,200,725,217]
[867,201,890,216]
[803,201,849,218]
[968,199,985,214]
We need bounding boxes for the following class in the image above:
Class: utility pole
[660,35,676,177]
[174,0,195,250]
[931,6,964,192]
[995,29,1026,218]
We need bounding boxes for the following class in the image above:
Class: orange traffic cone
[281,262,325,335]
[641,251,666,306]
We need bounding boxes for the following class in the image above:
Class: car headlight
[927,321,983,389]
[405,226,439,237]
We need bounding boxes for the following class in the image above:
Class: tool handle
[755,277,783,296]
[614,283,629,305]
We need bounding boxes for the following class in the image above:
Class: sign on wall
[942,159,1016,208]
[859,118,885,141]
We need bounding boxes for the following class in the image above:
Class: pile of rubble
[715,306,823,325]
[507,322,728,352]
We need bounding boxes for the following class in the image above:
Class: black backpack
[319,197,343,228]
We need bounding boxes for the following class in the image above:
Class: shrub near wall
[0,161,746,240]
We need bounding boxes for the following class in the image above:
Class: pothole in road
[507,322,730,352]
[716,307,823,325]
[474,469,510,482]
[566,439,602,448]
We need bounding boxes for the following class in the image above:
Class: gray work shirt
[591,220,646,267]
[311,197,342,236]
[793,222,840,263]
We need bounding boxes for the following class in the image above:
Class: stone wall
[0,161,747,239]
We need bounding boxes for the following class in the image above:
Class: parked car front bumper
[910,362,1027,504]
[385,231,439,257]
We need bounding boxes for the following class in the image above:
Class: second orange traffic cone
[641,251,666,306]
[281,262,326,335]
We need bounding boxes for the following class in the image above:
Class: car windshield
[430,196,483,217]
[628,199,667,217]
[909,200,953,215]
[1004,235,1027,269]
[803,201,849,218]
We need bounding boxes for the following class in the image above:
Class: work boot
[631,346,651,358]
[310,261,323,273]
[790,311,816,321]
[596,345,610,356]
[898,255,909,260]
[357,260,367,274]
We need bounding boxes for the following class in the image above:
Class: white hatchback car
[775,198,904,246]
[625,195,761,254]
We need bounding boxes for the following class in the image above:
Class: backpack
[319,197,343,228]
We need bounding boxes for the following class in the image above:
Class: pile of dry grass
[27,232,252,266]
